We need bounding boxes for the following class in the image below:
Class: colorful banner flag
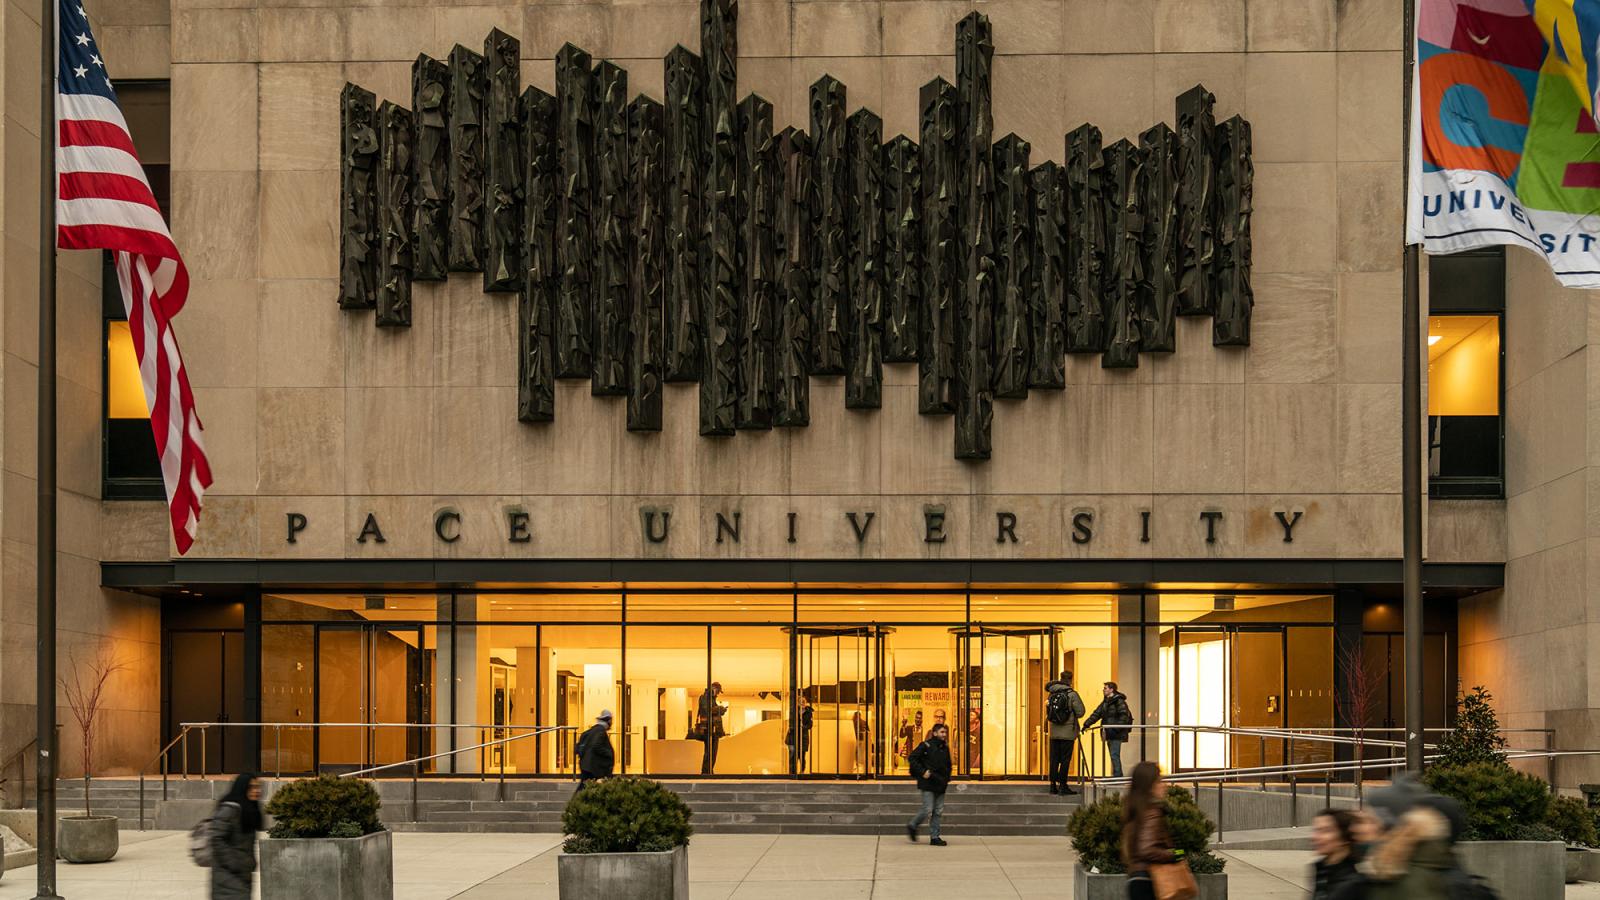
[1407,0,1600,286]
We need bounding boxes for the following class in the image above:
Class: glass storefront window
[967,593,1120,624]
[711,628,790,775]
[627,592,792,623]
[536,624,621,775]
[799,593,964,623]
[476,593,622,622]
[624,625,708,775]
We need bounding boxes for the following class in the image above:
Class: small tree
[1335,637,1383,784]
[60,650,127,817]
[1436,684,1507,770]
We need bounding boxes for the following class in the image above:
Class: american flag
[57,0,210,554]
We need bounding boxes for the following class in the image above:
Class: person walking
[208,772,262,900]
[905,722,953,846]
[1121,762,1187,900]
[699,682,727,773]
[787,695,814,773]
[1082,681,1134,778]
[1310,808,1365,900]
[575,710,615,789]
[1045,671,1086,794]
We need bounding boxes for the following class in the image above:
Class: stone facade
[7,0,1571,778]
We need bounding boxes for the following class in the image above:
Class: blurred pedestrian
[209,772,262,900]
[1310,808,1364,900]
[575,710,614,789]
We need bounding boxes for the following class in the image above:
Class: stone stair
[47,777,1080,836]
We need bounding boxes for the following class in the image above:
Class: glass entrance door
[955,628,1054,778]
[316,624,428,772]
[795,627,886,776]
[1161,624,1287,772]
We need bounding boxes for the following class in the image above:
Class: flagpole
[35,0,61,893]
[1400,0,1425,775]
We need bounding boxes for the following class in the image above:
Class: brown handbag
[1148,859,1198,900]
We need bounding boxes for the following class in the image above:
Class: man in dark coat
[906,722,954,846]
[1081,681,1134,777]
[575,709,615,789]
[1044,671,1086,795]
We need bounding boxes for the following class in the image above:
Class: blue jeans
[908,790,945,839]
[1105,739,1125,778]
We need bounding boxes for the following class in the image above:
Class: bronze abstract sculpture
[337,3,1254,461]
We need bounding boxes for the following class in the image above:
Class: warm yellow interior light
[106,321,151,419]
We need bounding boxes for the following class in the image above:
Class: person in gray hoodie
[1044,671,1086,795]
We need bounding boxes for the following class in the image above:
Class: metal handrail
[137,725,203,830]
[338,724,576,819]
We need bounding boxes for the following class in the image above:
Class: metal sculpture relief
[737,95,777,429]
[411,56,450,282]
[992,133,1031,399]
[1101,139,1144,369]
[846,108,884,410]
[810,75,848,377]
[339,83,378,310]
[1213,115,1253,347]
[630,96,667,431]
[555,44,595,378]
[918,77,958,416]
[519,87,558,423]
[701,0,739,436]
[1138,123,1179,353]
[1028,161,1066,388]
[884,135,921,364]
[376,101,414,327]
[593,60,631,397]
[447,45,486,273]
[775,126,813,427]
[1065,124,1105,354]
[338,7,1255,461]
[483,30,522,292]
[955,12,995,460]
[664,47,705,382]
[1176,84,1216,317]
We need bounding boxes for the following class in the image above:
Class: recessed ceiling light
[1427,335,1441,345]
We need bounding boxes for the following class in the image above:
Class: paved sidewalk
[5,829,1594,899]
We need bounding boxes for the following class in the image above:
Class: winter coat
[1312,853,1365,900]
[907,737,953,794]
[209,801,256,900]
[1044,681,1086,739]
[785,706,813,749]
[576,723,615,778]
[1362,807,1454,900]
[1122,800,1180,874]
[1083,691,1134,742]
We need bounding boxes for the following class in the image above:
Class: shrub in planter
[1066,787,1224,875]
[1436,685,1508,769]
[561,778,693,853]
[260,777,390,900]
[1424,762,1550,841]
[1545,795,1597,847]
[265,776,383,839]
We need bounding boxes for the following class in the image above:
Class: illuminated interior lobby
[130,579,1487,783]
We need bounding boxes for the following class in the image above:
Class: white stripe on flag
[57,143,151,184]
[57,92,132,132]
[59,196,170,235]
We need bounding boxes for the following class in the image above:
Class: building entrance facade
[232,587,1387,781]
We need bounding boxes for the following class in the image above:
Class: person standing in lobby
[1045,671,1086,794]
[1082,681,1134,778]
[906,722,953,846]
[575,710,615,789]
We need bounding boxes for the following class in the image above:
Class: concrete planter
[1072,864,1227,900]
[1566,847,1588,884]
[558,845,689,900]
[260,829,394,900]
[1458,840,1564,900]
[57,815,118,863]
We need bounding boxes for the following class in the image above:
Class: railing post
[201,727,207,779]
[274,725,282,781]
[1216,780,1224,842]
[1259,736,1267,789]
[1290,773,1298,826]
[411,763,419,824]
[1547,729,1555,791]
[1325,770,1332,810]
[182,730,190,781]
[138,775,145,831]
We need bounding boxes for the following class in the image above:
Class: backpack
[188,801,233,868]
[1047,689,1076,726]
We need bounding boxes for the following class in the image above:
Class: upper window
[1427,249,1504,498]
[102,81,169,500]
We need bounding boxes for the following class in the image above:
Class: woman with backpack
[209,772,263,899]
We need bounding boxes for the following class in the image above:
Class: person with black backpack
[206,773,262,899]
[1044,671,1086,795]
